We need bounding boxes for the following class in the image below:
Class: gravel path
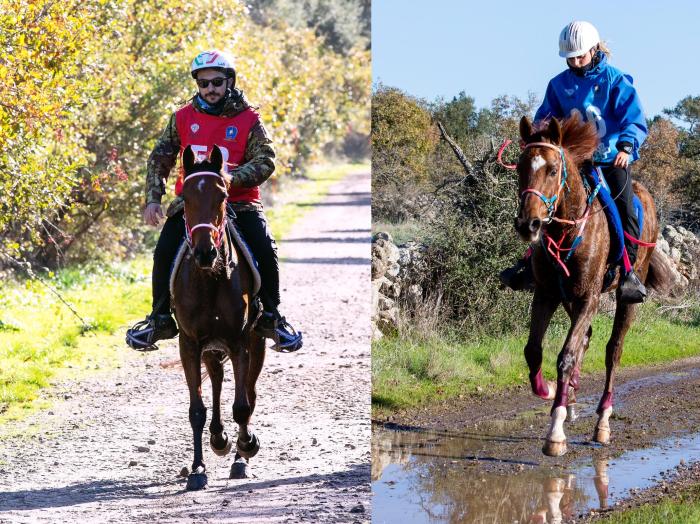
[0,171,371,523]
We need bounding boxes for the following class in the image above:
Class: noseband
[520,142,568,222]
[182,171,227,250]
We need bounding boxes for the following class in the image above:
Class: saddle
[169,216,262,299]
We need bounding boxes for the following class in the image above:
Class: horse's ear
[210,145,223,172]
[183,145,196,174]
[519,116,533,142]
[548,118,562,145]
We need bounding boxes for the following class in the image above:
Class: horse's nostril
[530,219,542,232]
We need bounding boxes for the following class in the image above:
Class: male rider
[126,49,302,352]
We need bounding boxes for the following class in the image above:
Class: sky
[372,0,700,118]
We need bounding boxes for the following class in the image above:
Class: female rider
[501,21,649,303]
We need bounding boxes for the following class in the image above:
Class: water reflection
[372,424,700,524]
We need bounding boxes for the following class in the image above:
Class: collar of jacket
[568,51,608,78]
[192,88,251,117]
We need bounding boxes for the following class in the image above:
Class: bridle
[519,141,568,223]
[182,170,227,250]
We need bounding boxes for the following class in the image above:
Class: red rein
[497,139,518,170]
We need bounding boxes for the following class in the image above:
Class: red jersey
[174,103,260,203]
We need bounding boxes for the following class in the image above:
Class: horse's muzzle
[515,216,543,242]
[194,246,218,268]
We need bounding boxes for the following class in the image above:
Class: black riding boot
[235,209,302,352]
[602,165,647,303]
[126,211,184,350]
[499,255,535,292]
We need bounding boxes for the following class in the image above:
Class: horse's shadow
[0,463,370,512]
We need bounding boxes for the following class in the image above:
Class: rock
[372,231,393,243]
[180,466,190,477]
[349,504,365,513]
[147,439,156,445]
[137,446,150,452]
[129,460,138,467]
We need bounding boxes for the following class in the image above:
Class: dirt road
[0,170,371,523]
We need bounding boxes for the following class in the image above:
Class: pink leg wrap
[569,367,580,391]
[530,368,550,399]
[597,391,614,414]
[552,379,569,411]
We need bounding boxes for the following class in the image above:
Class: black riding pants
[152,208,280,315]
[599,165,640,264]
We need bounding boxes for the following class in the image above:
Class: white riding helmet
[558,21,600,58]
[190,49,236,79]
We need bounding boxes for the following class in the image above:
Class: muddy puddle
[373,369,700,524]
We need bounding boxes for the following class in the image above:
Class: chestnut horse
[515,113,669,456]
[174,145,264,489]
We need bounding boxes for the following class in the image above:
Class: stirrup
[125,314,178,351]
[271,317,303,353]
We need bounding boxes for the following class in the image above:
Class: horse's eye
[549,167,558,177]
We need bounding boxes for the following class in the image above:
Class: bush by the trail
[371,85,438,222]
[1,0,370,269]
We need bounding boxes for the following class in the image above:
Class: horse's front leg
[593,301,637,444]
[180,335,208,490]
[543,297,599,457]
[525,290,560,400]
[228,340,259,479]
[203,351,232,456]
[563,300,593,422]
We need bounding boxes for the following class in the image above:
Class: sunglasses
[196,77,227,89]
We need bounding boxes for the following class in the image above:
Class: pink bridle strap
[182,170,228,249]
[183,170,225,183]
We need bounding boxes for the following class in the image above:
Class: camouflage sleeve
[145,113,180,204]
[230,119,275,188]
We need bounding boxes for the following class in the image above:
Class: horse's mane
[559,111,599,165]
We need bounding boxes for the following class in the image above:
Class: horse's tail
[645,248,676,296]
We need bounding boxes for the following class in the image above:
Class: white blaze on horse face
[531,155,546,173]
[197,179,205,192]
[546,406,567,443]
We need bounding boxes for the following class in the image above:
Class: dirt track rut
[0,170,371,523]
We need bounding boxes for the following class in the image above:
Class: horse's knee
[189,406,207,432]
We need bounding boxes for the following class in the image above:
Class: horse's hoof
[186,472,208,491]
[566,404,579,422]
[210,432,232,457]
[237,433,260,459]
[592,426,611,444]
[542,439,567,457]
[229,459,251,479]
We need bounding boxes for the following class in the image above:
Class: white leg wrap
[597,406,613,431]
[547,406,567,443]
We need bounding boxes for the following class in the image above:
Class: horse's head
[514,112,598,242]
[515,117,564,242]
[181,145,230,269]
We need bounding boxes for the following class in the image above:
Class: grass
[372,299,700,413]
[372,219,427,245]
[602,484,700,523]
[0,162,364,423]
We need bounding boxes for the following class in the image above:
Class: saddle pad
[587,166,634,264]
[170,217,262,299]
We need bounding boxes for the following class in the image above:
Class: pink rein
[182,171,227,249]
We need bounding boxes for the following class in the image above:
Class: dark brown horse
[515,113,670,456]
[174,145,264,489]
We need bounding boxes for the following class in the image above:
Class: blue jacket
[534,52,647,164]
